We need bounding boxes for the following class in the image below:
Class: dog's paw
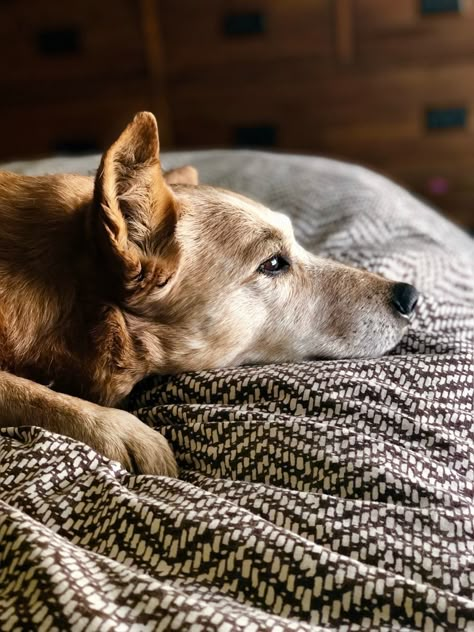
[93,408,178,477]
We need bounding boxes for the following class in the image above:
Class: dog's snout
[391,283,419,317]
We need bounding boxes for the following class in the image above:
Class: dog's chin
[231,316,412,367]
[306,324,410,362]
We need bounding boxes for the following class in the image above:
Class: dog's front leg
[0,371,177,476]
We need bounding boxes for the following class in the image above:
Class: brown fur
[0,112,415,475]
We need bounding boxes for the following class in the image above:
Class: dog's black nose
[391,283,419,316]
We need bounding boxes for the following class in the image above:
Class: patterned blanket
[1,151,473,631]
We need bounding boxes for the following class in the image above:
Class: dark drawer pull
[425,107,467,130]
[53,138,99,154]
[420,0,462,14]
[223,12,266,36]
[234,125,276,147]
[36,27,81,56]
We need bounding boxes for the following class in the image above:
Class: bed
[0,150,473,631]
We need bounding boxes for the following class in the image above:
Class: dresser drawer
[159,0,333,74]
[354,0,474,65]
[0,85,152,161]
[0,0,146,85]
[169,61,474,147]
[169,60,474,227]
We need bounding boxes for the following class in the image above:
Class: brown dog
[0,112,418,475]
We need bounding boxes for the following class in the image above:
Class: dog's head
[92,112,418,373]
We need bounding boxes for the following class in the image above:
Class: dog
[0,112,418,476]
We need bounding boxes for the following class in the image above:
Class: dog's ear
[164,165,199,185]
[92,112,179,302]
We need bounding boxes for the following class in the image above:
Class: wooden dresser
[0,0,171,159]
[1,0,473,228]
[159,0,474,228]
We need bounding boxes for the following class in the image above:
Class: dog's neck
[83,305,161,406]
[53,219,167,406]
[0,172,164,406]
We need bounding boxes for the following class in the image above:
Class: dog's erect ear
[164,165,199,185]
[92,112,179,301]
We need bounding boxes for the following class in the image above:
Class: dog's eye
[258,254,290,276]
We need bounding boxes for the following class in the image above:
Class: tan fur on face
[139,185,410,373]
[0,112,414,474]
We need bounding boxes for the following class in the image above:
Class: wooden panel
[355,0,474,66]
[159,0,334,74]
[169,61,474,144]
[0,0,147,85]
[0,83,153,161]
[168,61,474,226]
[139,0,173,146]
[335,0,355,63]
[420,191,474,227]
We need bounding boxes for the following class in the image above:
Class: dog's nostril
[391,283,419,316]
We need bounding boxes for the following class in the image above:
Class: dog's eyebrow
[245,228,286,261]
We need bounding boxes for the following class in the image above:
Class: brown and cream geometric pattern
[1,151,473,630]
